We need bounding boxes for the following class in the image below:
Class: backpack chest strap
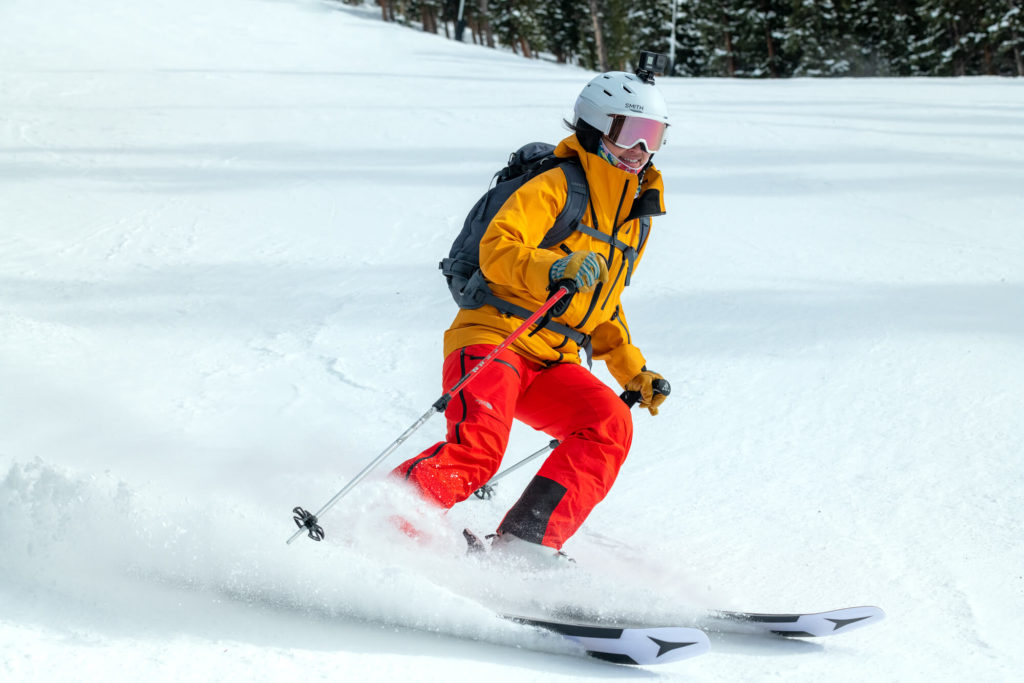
[575,223,647,286]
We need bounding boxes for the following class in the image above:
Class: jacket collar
[554,134,666,231]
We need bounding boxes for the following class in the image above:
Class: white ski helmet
[573,71,670,151]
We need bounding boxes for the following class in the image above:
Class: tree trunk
[422,6,436,33]
[764,19,777,77]
[478,0,494,48]
[519,35,533,59]
[379,0,388,21]
[950,18,965,76]
[1011,0,1024,76]
[587,0,609,71]
[724,30,736,77]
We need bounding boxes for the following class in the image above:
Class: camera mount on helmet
[635,51,670,84]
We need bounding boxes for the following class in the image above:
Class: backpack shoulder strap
[538,159,588,250]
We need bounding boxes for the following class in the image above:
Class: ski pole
[287,284,574,545]
[472,378,671,499]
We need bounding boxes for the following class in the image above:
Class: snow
[2,0,1023,679]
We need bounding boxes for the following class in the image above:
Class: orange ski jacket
[443,134,666,388]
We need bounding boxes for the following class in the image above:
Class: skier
[393,67,672,564]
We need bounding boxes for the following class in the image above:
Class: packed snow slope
[2,0,1023,680]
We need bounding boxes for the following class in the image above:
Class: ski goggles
[606,115,668,152]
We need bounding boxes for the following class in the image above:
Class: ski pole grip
[621,377,672,408]
[548,280,578,317]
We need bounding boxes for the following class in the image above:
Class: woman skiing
[394,62,672,563]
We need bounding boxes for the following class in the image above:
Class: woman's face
[601,136,652,172]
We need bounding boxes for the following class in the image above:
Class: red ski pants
[393,344,633,549]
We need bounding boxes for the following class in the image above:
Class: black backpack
[439,142,589,311]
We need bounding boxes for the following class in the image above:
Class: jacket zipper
[611,306,631,345]
[564,179,637,325]
[600,257,628,310]
[606,181,630,265]
[575,281,603,329]
[598,180,632,310]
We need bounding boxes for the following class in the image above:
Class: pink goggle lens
[607,115,667,152]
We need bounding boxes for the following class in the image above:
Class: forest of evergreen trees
[348,1,1023,77]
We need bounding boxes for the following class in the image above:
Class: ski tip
[758,605,886,638]
[802,605,886,637]
[820,605,886,633]
[713,604,886,638]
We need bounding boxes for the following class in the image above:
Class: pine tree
[536,0,588,63]
[602,0,637,70]
[629,0,700,75]
[843,0,926,76]
[989,0,1024,75]
[691,0,744,76]
[670,0,712,76]
[489,0,541,57]
[847,0,883,75]
[689,0,794,77]
[868,0,928,76]
[368,0,1020,78]
[749,0,794,77]
[629,0,673,58]
[916,0,990,76]
[786,0,849,76]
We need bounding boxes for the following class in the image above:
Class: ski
[705,605,885,638]
[545,604,884,641]
[506,614,710,665]
[460,530,880,657]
